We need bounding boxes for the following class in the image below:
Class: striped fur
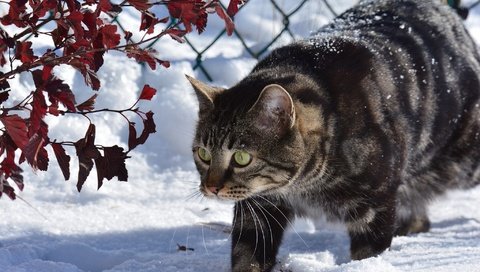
[190,0,480,271]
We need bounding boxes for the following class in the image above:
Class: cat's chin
[202,191,269,202]
[200,182,288,202]
[207,195,260,202]
[200,190,251,202]
[204,192,254,202]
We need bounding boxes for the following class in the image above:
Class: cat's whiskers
[227,199,239,242]
[257,195,308,248]
[251,198,286,233]
[201,224,209,254]
[232,201,246,253]
[245,199,266,266]
[185,189,204,203]
[185,190,200,201]
[243,201,259,260]
[250,198,275,246]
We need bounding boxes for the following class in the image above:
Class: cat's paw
[350,244,385,260]
[395,216,431,236]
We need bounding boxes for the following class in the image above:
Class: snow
[1,1,480,272]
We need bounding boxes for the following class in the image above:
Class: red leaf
[0,115,29,150]
[139,84,156,100]
[1,184,16,200]
[29,90,48,136]
[15,41,37,64]
[92,50,105,74]
[0,74,10,104]
[0,138,24,188]
[1,0,28,27]
[10,171,24,191]
[31,0,58,18]
[124,31,133,42]
[0,29,14,49]
[74,124,101,191]
[126,46,157,69]
[127,0,151,11]
[76,94,98,112]
[0,55,6,67]
[64,0,80,15]
[99,24,120,49]
[67,11,85,41]
[82,11,98,39]
[99,0,113,12]
[0,32,13,68]
[68,58,101,90]
[137,111,156,145]
[95,159,104,189]
[32,69,45,88]
[105,4,123,17]
[227,0,244,17]
[0,43,7,67]
[128,122,137,150]
[167,1,207,33]
[33,69,77,113]
[194,10,208,34]
[42,65,53,81]
[157,59,170,68]
[0,91,9,105]
[215,5,235,36]
[67,10,83,22]
[51,143,71,180]
[85,68,101,89]
[49,102,60,116]
[37,119,49,139]
[24,133,49,171]
[127,111,156,151]
[95,145,128,189]
[51,24,69,47]
[64,40,100,72]
[166,29,187,43]
[140,11,159,34]
[46,78,77,112]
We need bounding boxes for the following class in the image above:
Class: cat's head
[188,75,307,201]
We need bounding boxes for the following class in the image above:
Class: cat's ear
[248,84,295,137]
[186,75,221,115]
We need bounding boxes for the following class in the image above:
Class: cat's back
[255,0,479,85]
[250,0,480,188]
[313,0,477,59]
[315,0,480,174]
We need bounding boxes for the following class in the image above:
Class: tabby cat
[188,0,480,271]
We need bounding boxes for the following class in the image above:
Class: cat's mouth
[200,185,251,201]
[200,183,286,201]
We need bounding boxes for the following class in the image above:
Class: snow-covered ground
[1,0,480,271]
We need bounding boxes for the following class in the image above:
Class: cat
[188,0,480,271]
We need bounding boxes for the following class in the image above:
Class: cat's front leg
[231,198,293,272]
[347,196,396,260]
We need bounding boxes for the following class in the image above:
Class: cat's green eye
[233,151,252,167]
[198,147,211,163]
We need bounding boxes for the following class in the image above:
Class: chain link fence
[110,0,480,82]
[184,0,314,81]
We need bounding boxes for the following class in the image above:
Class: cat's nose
[207,186,221,195]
